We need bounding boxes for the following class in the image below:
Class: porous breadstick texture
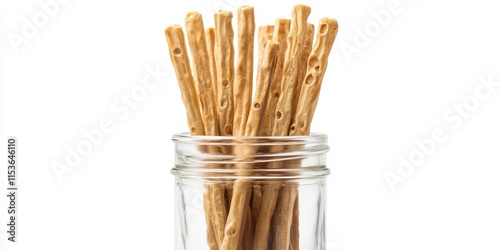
[246,41,279,136]
[293,23,315,115]
[233,6,255,136]
[289,18,339,136]
[220,42,279,250]
[206,27,218,105]
[257,25,274,65]
[261,18,290,136]
[214,11,235,136]
[210,184,228,247]
[272,5,311,136]
[185,12,219,136]
[164,25,205,135]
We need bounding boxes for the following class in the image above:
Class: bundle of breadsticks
[165,4,338,250]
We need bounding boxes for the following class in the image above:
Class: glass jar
[171,133,330,250]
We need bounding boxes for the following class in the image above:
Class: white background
[1,0,500,249]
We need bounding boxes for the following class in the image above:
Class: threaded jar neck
[171,133,330,179]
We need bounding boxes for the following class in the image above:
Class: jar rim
[172,132,328,146]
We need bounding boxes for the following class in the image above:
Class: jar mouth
[172,132,329,146]
[172,132,330,179]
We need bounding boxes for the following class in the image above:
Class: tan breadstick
[268,5,311,250]
[292,23,315,116]
[214,10,235,136]
[206,27,218,104]
[239,203,253,250]
[165,25,205,135]
[185,14,226,248]
[252,180,280,250]
[290,195,300,250]
[209,183,227,247]
[272,183,298,250]
[257,25,274,65]
[261,19,290,136]
[221,41,279,250]
[254,8,310,250]
[251,184,262,227]
[185,12,219,136]
[203,188,218,250]
[286,23,314,249]
[289,18,339,136]
[273,17,339,250]
[272,5,311,136]
[233,6,255,136]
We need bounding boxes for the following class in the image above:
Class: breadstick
[252,180,280,250]
[292,23,315,116]
[204,188,218,250]
[206,27,218,103]
[289,18,339,136]
[185,12,219,136]
[164,25,205,135]
[272,5,311,136]
[290,195,300,250]
[214,10,235,136]
[233,6,255,136]
[221,41,279,250]
[275,17,339,250]
[272,183,298,250]
[257,25,274,66]
[251,184,262,227]
[287,23,314,250]
[261,18,290,136]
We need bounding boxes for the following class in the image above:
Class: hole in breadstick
[305,74,315,85]
[220,98,227,108]
[309,57,320,71]
[173,48,182,55]
[290,124,296,132]
[191,127,197,134]
[319,24,328,35]
[274,92,279,98]
[276,111,282,119]
[224,125,232,135]
[253,102,261,110]
[227,228,236,236]
[222,79,229,87]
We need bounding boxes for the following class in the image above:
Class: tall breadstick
[185,12,219,136]
[261,18,290,136]
[272,5,311,136]
[233,6,255,136]
[270,5,311,250]
[185,13,226,248]
[214,11,235,136]
[257,25,274,66]
[289,18,339,136]
[221,41,279,250]
[165,25,205,136]
[206,27,218,103]
[275,17,339,250]
[292,23,315,116]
